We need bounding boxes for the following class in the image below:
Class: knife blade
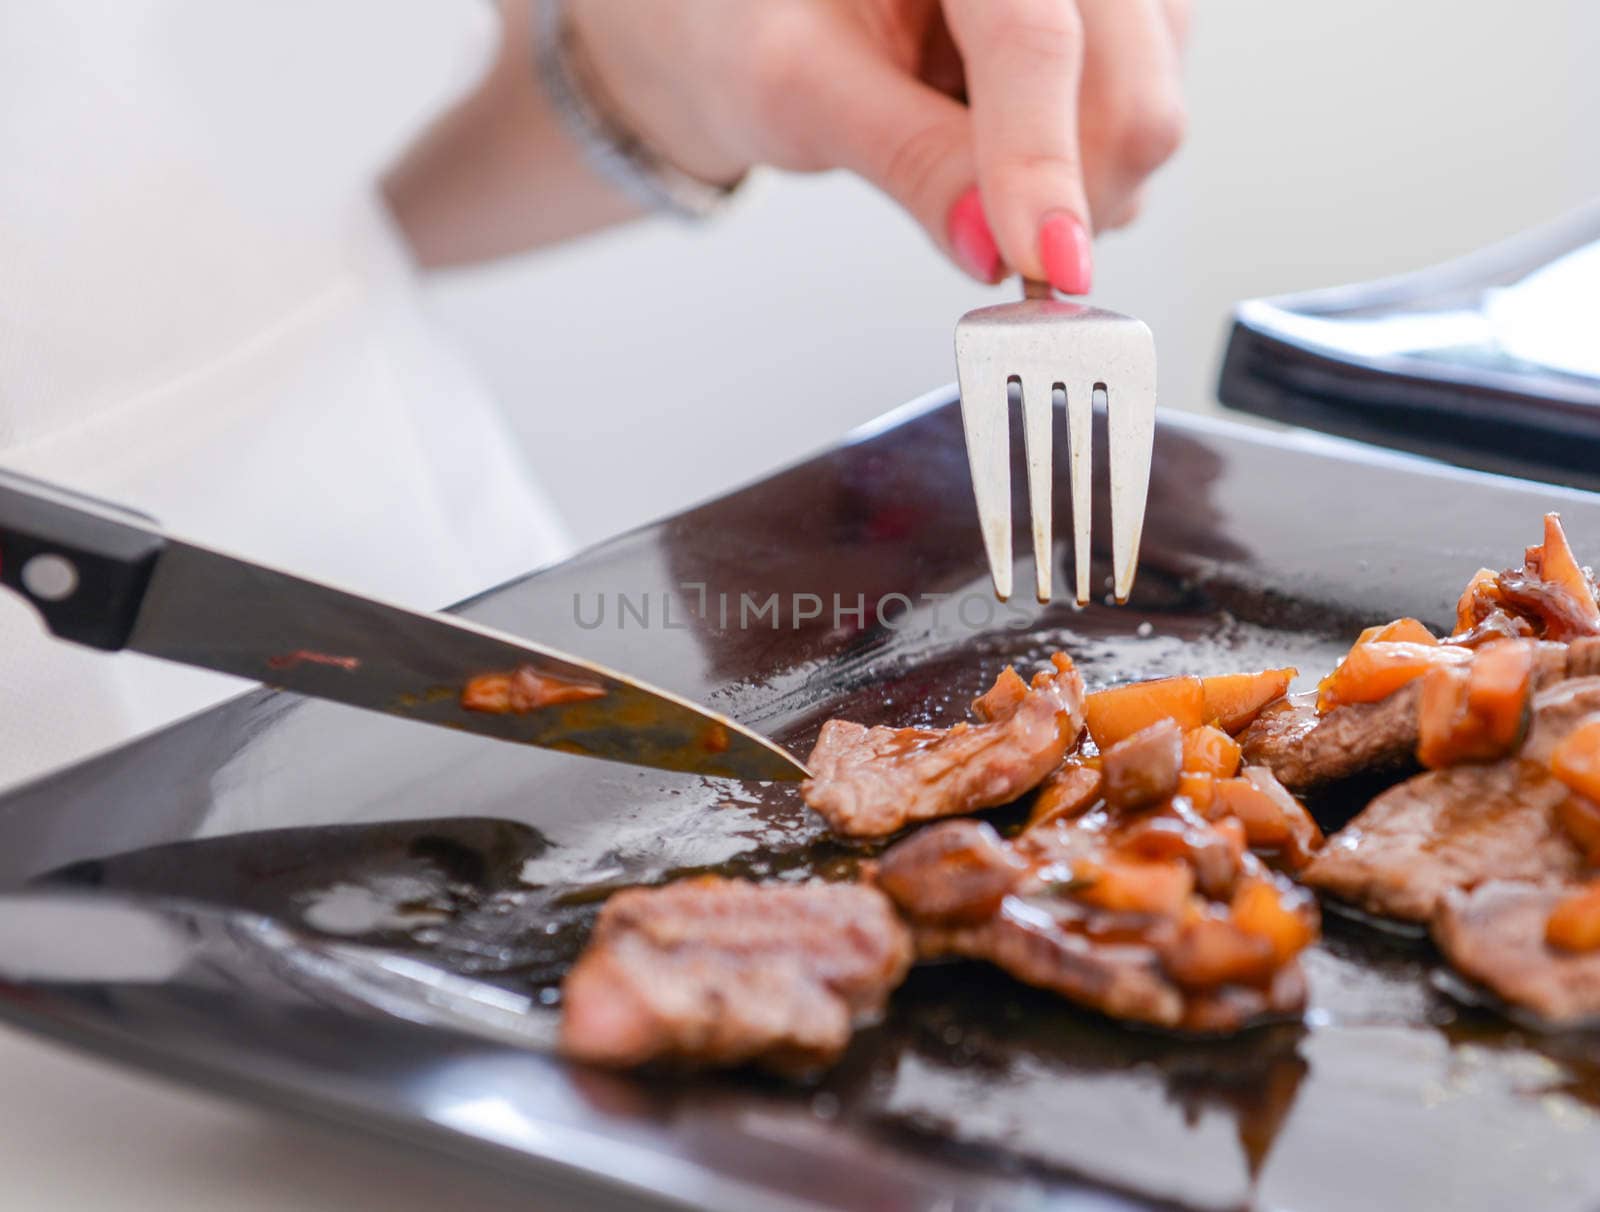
[0,467,807,781]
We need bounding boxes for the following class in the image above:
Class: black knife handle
[0,467,166,651]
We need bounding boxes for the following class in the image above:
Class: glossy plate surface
[2,387,1599,1211]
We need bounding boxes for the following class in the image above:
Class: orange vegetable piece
[1076,858,1195,917]
[1464,638,1534,753]
[1178,771,1216,815]
[1212,768,1322,868]
[972,666,1029,723]
[1546,881,1600,952]
[1084,676,1205,749]
[1199,668,1297,734]
[1534,513,1600,627]
[1353,618,1437,647]
[1416,664,1470,770]
[1181,725,1243,778]
[1028,761,1103,829]
[1231,878,1316,964]
[1416,640,1534,768]
[1555,795,1600,866]
[1211,815,1249,857]
[1550,716,1600,806]
[1317,641,1471,712]
[1161,912,1278,989]
[1455,569,1504,635]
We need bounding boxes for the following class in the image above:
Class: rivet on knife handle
[0,466,165,651]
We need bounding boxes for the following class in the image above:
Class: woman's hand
[571,0,1189,291]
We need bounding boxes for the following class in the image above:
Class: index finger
[942,0,1092,292]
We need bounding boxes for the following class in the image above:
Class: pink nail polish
[946,187,1002,283]
[1039,210,1093,295]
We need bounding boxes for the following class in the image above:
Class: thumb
[791,45,1000,283]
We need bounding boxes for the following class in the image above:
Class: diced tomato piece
[1160,911,1278,989]
[1178,771,1216,815]
[972,666,1029,723]
[1550,717,1600,807]
[1455,568,1505,634]
[1212,768,1322,868]
[1084,676,1205,749]
[1353,618,1437,647]
[1231,878,1316,964]
[1546,881,1600,952]
[1464,638,1534,756]
[1416,640,1534,768]
[1317,641,1471,712]
[1075,858,1195,917]
[1416,664,1470,769]
[1211,814,1248,859]
[1535,513,1600,627]
[1199,668,1297,734]
[1028,761,1103,829]
[1181,725,1243,778]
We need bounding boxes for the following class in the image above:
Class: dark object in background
[1220,202,1600,490]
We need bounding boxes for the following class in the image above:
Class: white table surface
[0,1023,571,1211]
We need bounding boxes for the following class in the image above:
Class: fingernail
[1039,210,1093,295]
[946,187,1002,283]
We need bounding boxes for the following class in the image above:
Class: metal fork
[955,279,1157,605]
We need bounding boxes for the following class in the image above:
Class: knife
[0,467,807,781]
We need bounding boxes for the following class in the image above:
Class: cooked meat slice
[875,814,1314,1034]
[1433,880,1600,1025]
[802,654,1086,838]
[1301,763,1580,923]
[1100,718,1183,811]
[1027,760,1103,828]
[917,897,1187,1028]
[560,877,913,1073]
[1306,679,1600,922]
[1239,686,1420,793]
[1242,648,1600,793]
[872,819,1029,925]
[1565,637,1600,679]
[1520,676,1600,765]
[1115,806,1242,900]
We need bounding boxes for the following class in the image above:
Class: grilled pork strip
[802,654,1086,838]
[1433,880,1600,1025]
[560,877,913,1074]
[1300,678,1600,923]
[1241,637,1600,794]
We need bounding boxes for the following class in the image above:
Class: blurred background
[423,0,1600,548]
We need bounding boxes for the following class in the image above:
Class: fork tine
[1019,376,1053,602]
[1107,331,1157,603]
[954,338,1013,600]
[1065,379,1094,605]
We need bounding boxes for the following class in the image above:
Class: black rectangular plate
[1218,204,1600,492]
[2,387,1599,1212]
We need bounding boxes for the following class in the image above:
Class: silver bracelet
[533,0,741,221]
